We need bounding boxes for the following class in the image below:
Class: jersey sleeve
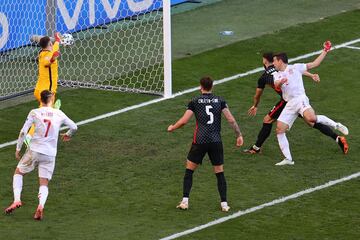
[61,111,78,137]
[16,110,35,151]
[187,100,195,112]
[52,41,60,53]
[294,63,307,74]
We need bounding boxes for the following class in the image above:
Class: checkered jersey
[257,65,282,96]
[187,93,228,144]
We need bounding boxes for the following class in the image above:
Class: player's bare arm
[168,110,194,132]
[274,77,288,89]
[303,71,320,82]
[306,41,331,70]
[15,111,35,160]
[60,113,78,142]
[222,108,243,147]
[248,88,264,116]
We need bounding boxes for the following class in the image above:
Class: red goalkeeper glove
[54,32,61,42]
[323,40,332,52]
[50,51,60,63]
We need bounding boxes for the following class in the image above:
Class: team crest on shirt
[288,68,294,75]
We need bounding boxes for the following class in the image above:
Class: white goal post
[0,0,175,101]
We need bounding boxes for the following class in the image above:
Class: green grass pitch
[0,9,360,240]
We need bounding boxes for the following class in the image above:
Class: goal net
[0,0,172,101]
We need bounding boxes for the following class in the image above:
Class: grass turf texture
[0,10,359,240]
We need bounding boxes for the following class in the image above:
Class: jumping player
[244,53,323,154]
[5,90,77,220]
[25,33,62,146]
[168,76,243,212]
[273,41,349,166]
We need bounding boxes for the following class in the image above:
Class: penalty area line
[160,171,360,240]
[1,38,360,150]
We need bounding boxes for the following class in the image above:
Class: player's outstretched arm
[61,113,78,142]
[307,41,331,70]
[222,108,243,147]
[53,32,61,52]
[303,71,320,83]
[15,111,35,159]
[168,110,193,132]
[248,88,264,116]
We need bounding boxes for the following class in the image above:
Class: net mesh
[0,0,165,100]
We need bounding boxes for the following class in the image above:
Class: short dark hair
[39,36,51,49]
[200,76,213,91]
[262,52,273,63]
[40,90,53,104]
[273,52,288,64]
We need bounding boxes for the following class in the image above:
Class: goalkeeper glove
[323,40,332,52]
[54,32,61,42]
[50,51,60,63]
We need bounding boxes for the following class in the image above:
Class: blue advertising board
[0,0,187,52]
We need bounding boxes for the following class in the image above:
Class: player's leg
[243,114,274,154]
[34,153,55,220]
[209,143,229,212]
[34,178,49,221]
[303,108,349,154]
[276,121,293,165]
[317,115,348,135]
[5,151,36,214]
[302,102,349,136]
[275,104,298,166]
[177,144,204,210]
[244,100,286,154]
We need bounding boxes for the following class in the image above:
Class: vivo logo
[0,12,9,49]
[57,0,155,30]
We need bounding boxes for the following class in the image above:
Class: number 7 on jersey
[44,119,52,137]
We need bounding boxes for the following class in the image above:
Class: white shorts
[278,95,312,129]
[17,150,56,180]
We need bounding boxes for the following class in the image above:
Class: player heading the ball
[168,76,243,212]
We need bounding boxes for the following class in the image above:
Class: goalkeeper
[25,33,62,146]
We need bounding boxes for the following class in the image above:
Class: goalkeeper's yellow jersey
[35,42,59,95]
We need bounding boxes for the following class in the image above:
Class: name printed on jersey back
[198,98,219,104]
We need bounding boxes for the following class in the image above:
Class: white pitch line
[1,38,360,150]
[344,45,360,50]
[160,171,360,240]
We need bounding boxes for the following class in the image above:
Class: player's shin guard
[316,115,337,128]
[38,185,49,208]
[277,133,292,161]
[255,123,273,148]
[183,169,194,198]
[313,123,338,140]
[216,172,227,202]
[13,174,23,202]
